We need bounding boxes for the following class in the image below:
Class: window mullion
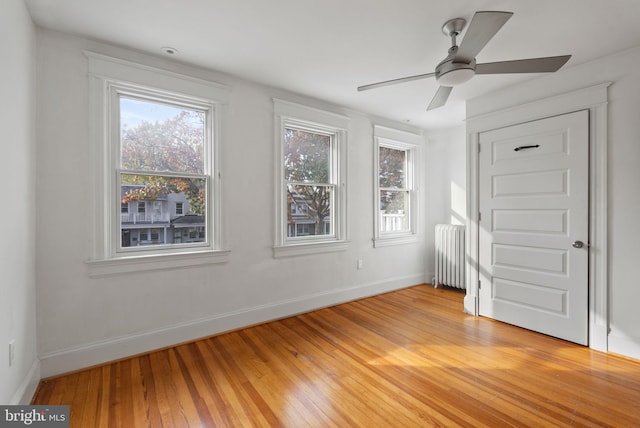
[286,181,332,187]
[118,169,208,180]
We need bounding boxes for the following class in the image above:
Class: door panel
[492,277,567,314]
[492,169,567,197]
[492,209,567,234]
[478,110,589,345]
[493,244,567,274]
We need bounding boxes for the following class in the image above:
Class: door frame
[464,82,610,352]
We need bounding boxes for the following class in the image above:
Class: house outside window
[86,52,229,275]
[373,125,421,247]
[273,99,349,258]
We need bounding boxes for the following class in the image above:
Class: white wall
[35,29,429,377]
[0,0,39,404]
[467,47,640,360]
[424,126,466,281]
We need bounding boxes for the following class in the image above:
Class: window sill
[272,240,349,258]
[373,234,419,248]
[86,249,230,278]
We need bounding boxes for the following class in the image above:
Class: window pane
[380,190,409,232]
[287,184,333,237]
[379,146,406,189]
[284,128,330,183]
[120,173,206,248]
[120,97,205,174]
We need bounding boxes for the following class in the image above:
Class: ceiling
[24,0,640,130]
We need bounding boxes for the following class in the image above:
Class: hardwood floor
[33,285,640,427]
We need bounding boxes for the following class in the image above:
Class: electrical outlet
[9,340,15,367]
[357,259,364,270]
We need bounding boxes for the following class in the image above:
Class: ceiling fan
[357,11,571,110]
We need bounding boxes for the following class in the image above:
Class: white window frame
[85,52,230,277]
[373,125,421,247]
[273,99,349,258]
[113,86,211,254]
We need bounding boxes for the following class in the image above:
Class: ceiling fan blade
[455,11,513,64]
[475,55,572,74]
[357,72,436,91]
[427,86,453,111]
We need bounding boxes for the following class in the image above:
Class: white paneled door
[478,110,589,345]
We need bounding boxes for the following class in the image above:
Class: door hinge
[478,212,482,221]
[478,143,481,153]
[478,280,482,290]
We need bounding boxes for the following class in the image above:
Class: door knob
[572,240,585,248]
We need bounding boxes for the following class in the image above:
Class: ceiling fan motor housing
[435,50,476,86]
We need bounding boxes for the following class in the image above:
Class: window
[117,93,208,252]
[116,92,211,251]
[86,52,229,276]
[284,126,334,238]
[273,99,349,257]
[150,229,159,241]
[379,146,409,232]
[374,126,421,247]
[296,224,312,236]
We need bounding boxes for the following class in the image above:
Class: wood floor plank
[32,285,640,427]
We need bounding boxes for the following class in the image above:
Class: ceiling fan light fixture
[436,67,475,86]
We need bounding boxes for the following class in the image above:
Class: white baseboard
[10,359,40,405]
[608,331,640,361]
[40,274,424,378]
